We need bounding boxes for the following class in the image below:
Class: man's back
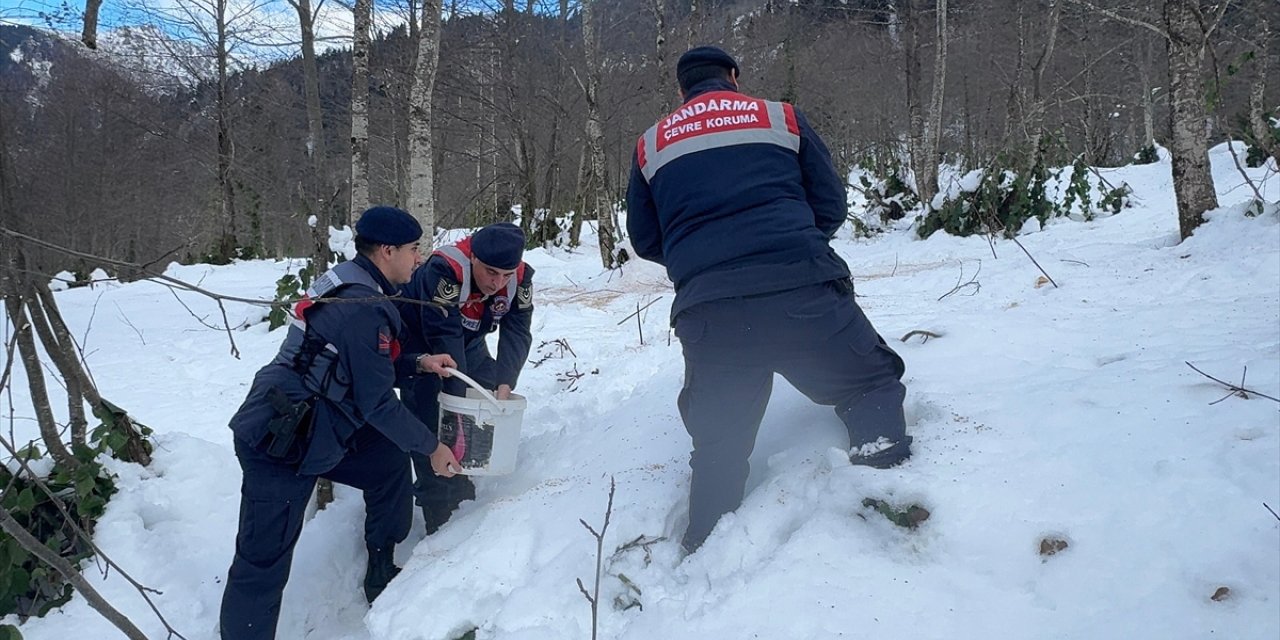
[626,78,851,318]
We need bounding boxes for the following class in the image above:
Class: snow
[3,149,1278,640]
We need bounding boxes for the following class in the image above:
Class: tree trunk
[294,0,330,272]
[1139,33,1157,147]
[904,0,947,207]
[25,290,88,445]
[1027,0,1062,159]
[350,0,373,223]
[1164,0,1219,239]
[4,294,78,470]
[216,0,238,260]
[651,0,674,112]
[1002,3,1027,147]
[81,0,103,49]
[921,0,947,203]
[581,0,620,268]
[407,0,444,234]
[570,145,587,247]
[1248,16,1278,167]
[687,0,700,49]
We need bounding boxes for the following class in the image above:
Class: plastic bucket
[436,368,526,476]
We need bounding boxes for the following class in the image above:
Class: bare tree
[1163,0,1224,238]
[1027,0,1062,157]
[351,0,374,221]
[900,0,949,206]
[82,0,104,49]
[134,0,277,259]
[1068,0,1225,239]
[408,0,445,233]
[580,0,621,268]
[1246,14,1278,167]
[288,0,333,271]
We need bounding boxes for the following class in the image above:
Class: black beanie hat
[471,222,525,270]
[355,206,423,246]
[676,45,739,90]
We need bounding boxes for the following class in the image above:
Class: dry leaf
[1211,586,1231,602]
[1034,276,1051,288]
[1039,537,1069,557]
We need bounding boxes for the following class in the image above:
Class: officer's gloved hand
[429,443,461,477]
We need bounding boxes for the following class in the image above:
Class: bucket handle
[442,367,504,410]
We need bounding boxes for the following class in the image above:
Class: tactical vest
[434,239,525,333]
[636,91,800,183]
[270,260,384,402]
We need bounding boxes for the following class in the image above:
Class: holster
[262,386,315,464]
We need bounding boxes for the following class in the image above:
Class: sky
[1,141,1277,639]
[0,0,407,59]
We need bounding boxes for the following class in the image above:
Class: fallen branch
[1010,235,1058,288]
[615,296,663,326]
[938,260,982,301]
[1185,362,1280,404]
[3,227,448,313]
[1265,502,1279,522]
[900,330,942,343]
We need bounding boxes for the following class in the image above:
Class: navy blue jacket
[229,256,438,475]
[399,243,534,397]
[626,79,851,318]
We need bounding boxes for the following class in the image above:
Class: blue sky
[0,0,420,59]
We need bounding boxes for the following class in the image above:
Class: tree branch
[1063,0,1168,40]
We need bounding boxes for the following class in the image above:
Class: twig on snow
[1185,362,1280,404]
[938,260,982,301]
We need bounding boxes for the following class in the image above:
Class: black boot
[849,436,913,469]
[363,546,401,603]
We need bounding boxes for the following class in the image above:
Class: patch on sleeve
[516,282,533,309]
[377,327,394,355]
[434,279,461,305]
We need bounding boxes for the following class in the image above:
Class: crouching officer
[220,206,462,640]
[399,222,534,533]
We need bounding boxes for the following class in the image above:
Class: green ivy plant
[267,264,315,331]
[0,411,153,619]
[918,153,1131,239]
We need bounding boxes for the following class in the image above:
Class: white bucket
[437,368,526,476]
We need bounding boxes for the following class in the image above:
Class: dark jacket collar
[351,254,399,296]
[683,78,740,103]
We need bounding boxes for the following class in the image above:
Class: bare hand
[429,443,460,477]
[419,353,457,376]
[496,384,513,400]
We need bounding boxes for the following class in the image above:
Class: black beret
[677,45,739,89]
[471,222,524,270]
[355,206,423,246]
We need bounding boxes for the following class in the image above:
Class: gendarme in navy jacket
[626,78,851,318]
[228,255,438,475]
[399,237,535,397]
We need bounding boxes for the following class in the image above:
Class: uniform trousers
[220,426,412,640]
[674,281,907,551]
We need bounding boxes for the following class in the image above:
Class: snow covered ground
[3,144,1278,640]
